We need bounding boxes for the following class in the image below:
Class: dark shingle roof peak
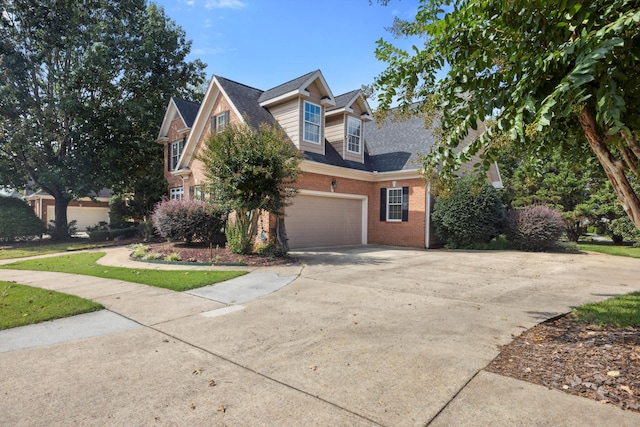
[214,75,275,129]
[171,97,201,128]
[257,69,320,104]
[328,89,361,111]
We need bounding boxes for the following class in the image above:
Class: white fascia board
[156,98,179,140]
[302,70,335,104]
[259,89,306,107]
[300,160,422,182]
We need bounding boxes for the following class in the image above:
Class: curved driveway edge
[1,246,640,426]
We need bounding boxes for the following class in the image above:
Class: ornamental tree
[0,0,205,239]
[200,121,302,254]
[373,0,640,231]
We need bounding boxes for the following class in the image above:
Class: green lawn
[0,252,247,292]
[0,281,103,330]
[577,243,640,259]
[0,241,101,260]
[571,292,640,327]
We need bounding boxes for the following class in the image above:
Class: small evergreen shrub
[431,175,505,249]
[0,196,46,242]
[505,205,565,251]
[255,241,288,258]
[88,227,137,242]
[151,199,227,245]
[109,194,129,229]
[608,216,640,246]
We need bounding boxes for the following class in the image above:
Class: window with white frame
[386,187,403,221]
[347,117,362,153]
[211,110,229,133]
[170,138,185,171]
[303,101,321,144]
[169,187,184,200]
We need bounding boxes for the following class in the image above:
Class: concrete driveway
[1,246,640,426]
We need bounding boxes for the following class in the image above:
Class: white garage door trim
[288,189,368,247]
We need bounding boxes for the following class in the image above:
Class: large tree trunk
[579,107,640,231]
[52,193,71,240]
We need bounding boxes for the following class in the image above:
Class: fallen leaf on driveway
[189,403,196,410]
[192,368,204,375]
[209,379,216,387]
[217,405,225,413]
[309,365,317,371]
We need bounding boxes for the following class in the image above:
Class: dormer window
[211,110,229,134]
[347,117,362,154]
[303,101,321,144]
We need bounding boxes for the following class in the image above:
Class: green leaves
[374,0,640,229]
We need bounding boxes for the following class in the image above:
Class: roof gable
[326,90,373,119]
[156,97,198,141]
[258,70,335,107]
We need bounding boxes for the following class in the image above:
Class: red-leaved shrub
[151,199,227,245]
[505,205,564,252]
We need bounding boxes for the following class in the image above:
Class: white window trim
[211,111,229,134]
[170,139,185,171]
[169,187,184,200]
[303,101,322,144]
[386,187,403,222]
[346,116,362,154]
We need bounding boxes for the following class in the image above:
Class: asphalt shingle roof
[215,76,275,129]
[257,70,319,104]
[327,90,360,112]
[171,97,200,128]
[303,141,374,172]
[365,114,437,172]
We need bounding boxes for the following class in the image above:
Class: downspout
[425,182,431,249]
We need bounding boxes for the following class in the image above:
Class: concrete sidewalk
[1,246,639,426]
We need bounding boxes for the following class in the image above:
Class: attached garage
[285,192,367,249]
[47,206,110,232]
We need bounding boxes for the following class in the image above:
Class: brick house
[156,70,502,249]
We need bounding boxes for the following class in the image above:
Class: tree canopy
[0,0,205,237]
[373,0,640,230]
[200,121,302,254]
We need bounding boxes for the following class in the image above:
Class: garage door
[285,194,364,249]
[47,206,110,232]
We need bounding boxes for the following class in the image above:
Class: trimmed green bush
[431,175,505,249]
[505,205,565,251]
[151,199,227,245]
[88,227,137,242]
[0,196,46,242]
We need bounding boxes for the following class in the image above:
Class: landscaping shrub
[88,227,137,242]
[0,196,46,242]
[109,194,129,229]
[505,205,565,251]
[151,199,227,245]
[608,216,640,246]
[431,175,505,249]
[225,217,252,254]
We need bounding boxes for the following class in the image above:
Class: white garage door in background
[285,192,366,249]
[47,206,110,232]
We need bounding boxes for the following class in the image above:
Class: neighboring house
[156,70,502,249]
[24,189,112,232]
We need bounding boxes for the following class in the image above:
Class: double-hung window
[169,187,184,200]
[347,117,362,154]
[170,138,185,171]
[303,101,321,144]
[380,187,409,222]
[211,110,229,133]
[386,188,403,221]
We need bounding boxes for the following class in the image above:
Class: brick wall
[290,172,428,248]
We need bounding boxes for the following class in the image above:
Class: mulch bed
[485,315,640,412]
[146,242,297,267]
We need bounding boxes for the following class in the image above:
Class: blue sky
[154,0,422,98]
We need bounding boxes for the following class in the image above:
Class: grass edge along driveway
[0,252,247,292]
[0,281,103,330]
